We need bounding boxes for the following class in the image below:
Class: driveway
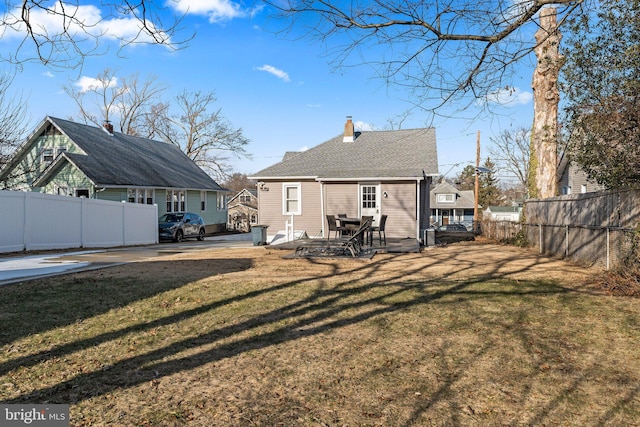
[0,233,253,285]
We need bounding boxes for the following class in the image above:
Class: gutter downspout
[416,178,421,242]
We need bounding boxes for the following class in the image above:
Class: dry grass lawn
[1,241,640,426]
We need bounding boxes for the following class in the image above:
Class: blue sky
[1,1,536,183]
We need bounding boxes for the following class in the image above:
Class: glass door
[359,184,381,226]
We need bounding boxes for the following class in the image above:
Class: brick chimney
[103,120,114,135]
[343,116,354,142]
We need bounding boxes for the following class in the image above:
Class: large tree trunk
[530,7,563,199]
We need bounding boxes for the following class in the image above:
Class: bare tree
[0,71,30,188]
[489,127,531,191]
[222,173,256,192]
[64,68,166,135]
[148,90,251,181]
[1,1,189,69]
[267,0,584,112]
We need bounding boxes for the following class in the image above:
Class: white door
[359,184,381,226]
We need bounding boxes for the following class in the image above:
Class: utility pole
[474,131,480,233]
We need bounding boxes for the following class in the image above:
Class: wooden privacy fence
[480,220,522,242]
[522,190,640,270]
[0,190,158,253]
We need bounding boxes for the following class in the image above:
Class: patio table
[338,217,372,245]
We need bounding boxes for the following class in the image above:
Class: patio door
[359,184,381,226]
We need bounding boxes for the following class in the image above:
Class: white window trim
[282,183,302,215]
[437,194,455,203]
[75,188,90,198]
[166,189,186,212]
[217,193,226,210]
[127,188,155,204]
[41,148,54,163]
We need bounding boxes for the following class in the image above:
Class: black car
[158,212,206,242]
[437,223,468,232]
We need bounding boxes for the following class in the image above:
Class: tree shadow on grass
[0,257,253,347]
[1,247,590,405]
[3,244,631,426]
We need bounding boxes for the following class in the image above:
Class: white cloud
[485,86,532,106]
[169,0,244,22]
[75,76,118,93]
[3,2,172,46]
[257,65,290,82]
[355,120,376,131]
[299,146,309,152]
[42,71,54,78]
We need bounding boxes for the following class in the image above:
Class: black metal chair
[370,214,387,245]
[326,214,348,241]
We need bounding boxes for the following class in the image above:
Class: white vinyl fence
[0,190,158,253]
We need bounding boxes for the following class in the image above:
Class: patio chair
[369,214,387,245]
[326,214,348,241]
[342,217,372,256]
[295,217,372,258]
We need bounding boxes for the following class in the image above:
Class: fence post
[122,201,127,246]
[539,223,543,254]
[565,225,569,259]
[22,191,29,251]
[606,227,610,271]
[81,196,87,248]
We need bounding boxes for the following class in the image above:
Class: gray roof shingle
[252,128,439,179]
[37,117,224,190]
[430,181,475,208]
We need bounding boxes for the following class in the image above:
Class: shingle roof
[251,128,439,179]
[487,206,520,213]
[430,181,475,208]
[34,117,224,190]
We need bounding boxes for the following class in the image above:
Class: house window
[361,185,376,209]
[42,148,54,163]
[250,214,257,224]
[128,188,155,204]
[240,194,251,204]
[75,189,89,198]
[56,186,68,196]
[217,193,226,210]
[201,191,206,211]
[283,183,301,215]
[166,189,185,212]
[437,194,455,203]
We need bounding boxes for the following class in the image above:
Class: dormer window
[437,194,455,203]
[42,148,54,163]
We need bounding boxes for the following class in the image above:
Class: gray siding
[381,181,418,238]
[324,181,418,239]
[258,180,323,238]
[324,183,359,219]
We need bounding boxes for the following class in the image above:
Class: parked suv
[159,212,206,242]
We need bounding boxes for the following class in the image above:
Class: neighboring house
[0,116,229,233]
[249,116,439,243]
[227,188,258,232]
[429,181,475,228]
[484,205,522,222]
[557,154,605,195]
